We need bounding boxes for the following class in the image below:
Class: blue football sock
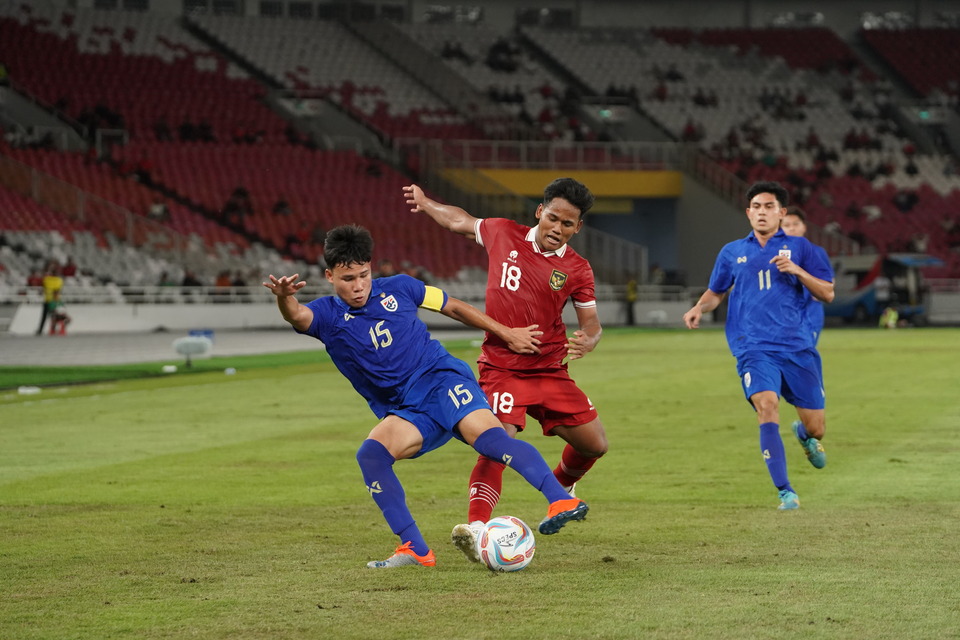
[356,439,430,556]
[795,421,810,441]
[473,428,569,503]
[759,422,793,492]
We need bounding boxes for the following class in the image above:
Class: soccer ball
[476,516,536,572]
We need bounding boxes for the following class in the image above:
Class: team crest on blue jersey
[380,294,399,312]
[779,248,792,259]
[549,269,568,291]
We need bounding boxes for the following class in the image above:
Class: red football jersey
[474,218,597,371]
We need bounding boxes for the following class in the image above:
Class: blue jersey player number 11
[683,181,835,512]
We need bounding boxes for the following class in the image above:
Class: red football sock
[467,455,506,523]
[553,444,600,489]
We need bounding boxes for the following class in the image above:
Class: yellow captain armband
[420,285,447,311]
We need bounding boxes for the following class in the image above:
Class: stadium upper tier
[0,4,957,282]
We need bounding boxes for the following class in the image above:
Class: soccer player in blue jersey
[682,182,834,510]
[780,209,829,345]
[263,224,588,568]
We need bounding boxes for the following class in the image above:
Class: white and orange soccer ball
[476,516,536,572]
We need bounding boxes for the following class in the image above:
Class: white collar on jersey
[525,226,568,257]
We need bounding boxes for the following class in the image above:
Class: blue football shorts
[735,348,825,410]
[390,356,492,458]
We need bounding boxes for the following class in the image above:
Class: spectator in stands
[181,270,203,287]
[27,268,43,288]
[61,257,78,278]
[158,271,177,287]
[893,189,918,213]
[153,117,173,142]
[681,117,704,142]
[693,87,709,107]
[815,161,833,181]
[485,37,519,72]
[845,200,861,220]
[944,217,960,249]
[223,187,253,226]
[272,197,292,216]
[400,260,431,285]
[310,223,327,246]
[179,119,198,142]
[912,233,929,253]
[441,39,472,65]
[363,150,383,177]
[376,259,397,278]
[148,198,171,222]
[665,63,684,81]
[862,205,883,222]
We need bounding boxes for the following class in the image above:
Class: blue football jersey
[802,243,830,344]
[300,274,453,418]
[708,229,833,355]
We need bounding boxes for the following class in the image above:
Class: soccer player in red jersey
[404,178,607,563]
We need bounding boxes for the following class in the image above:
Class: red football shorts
[477,363,598,434]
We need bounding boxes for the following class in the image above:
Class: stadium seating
[861,28,960,98]
[188,14,485,141]
[0,3,958,283]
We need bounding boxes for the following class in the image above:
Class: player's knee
[581,439,608,458]
[356,438,394,469]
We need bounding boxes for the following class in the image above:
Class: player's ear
[324,268,334,284]
[534,203,543,220]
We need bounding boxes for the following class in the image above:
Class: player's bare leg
[550,418,608,495]
[792,407,826,469]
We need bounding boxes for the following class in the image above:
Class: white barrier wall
[9,300,693,335]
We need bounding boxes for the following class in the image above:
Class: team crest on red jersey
[380,294,398,312]
[549,269,568,291]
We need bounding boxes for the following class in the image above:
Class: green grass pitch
[1,327,959,639]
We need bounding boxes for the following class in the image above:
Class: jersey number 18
[500,263,521,291]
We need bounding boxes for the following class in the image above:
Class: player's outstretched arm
[567,306,602,361]
[440,296,542,355]
[683,289,725,329]
[403,184,479,239]
[263,274,313,332]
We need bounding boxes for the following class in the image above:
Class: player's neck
[752,228,777,247]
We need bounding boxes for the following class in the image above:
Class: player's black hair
[746,181,790,208]
[324,224,373,269]
[784,207,806,222]
[543,177,595,217]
